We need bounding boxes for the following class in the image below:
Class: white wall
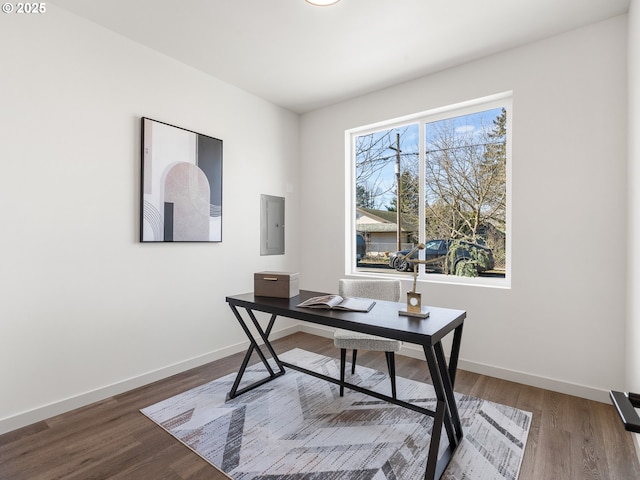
[0,6,301,433]
[300,16,628,402]
[628,0,640,392]
[627,0,640,453]
[0,5,631,436]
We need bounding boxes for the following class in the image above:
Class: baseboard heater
[610,390,640,433]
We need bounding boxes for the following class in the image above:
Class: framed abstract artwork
[140,118,223,242]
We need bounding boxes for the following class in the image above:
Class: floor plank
[0,332,638,480]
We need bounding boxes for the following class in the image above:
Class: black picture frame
[140,118,223,242]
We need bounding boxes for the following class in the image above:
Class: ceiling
[51,0,630,113]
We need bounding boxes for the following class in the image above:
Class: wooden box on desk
[254,271,300,298]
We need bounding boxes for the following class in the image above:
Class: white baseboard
[299,323,611,403]
[455,356,610,404]
[1,323,611,436]
[0,325,299,436]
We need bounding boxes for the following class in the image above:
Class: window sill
[350,268,511,289]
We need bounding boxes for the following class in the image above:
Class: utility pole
[389,133,402,251]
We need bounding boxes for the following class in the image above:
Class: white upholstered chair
[334,278,402,398]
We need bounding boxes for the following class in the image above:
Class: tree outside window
[352,98,509,281]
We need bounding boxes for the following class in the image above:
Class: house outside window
[349,93,511,287]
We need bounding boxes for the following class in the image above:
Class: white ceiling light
[306,0,340,6]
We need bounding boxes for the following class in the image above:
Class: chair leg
[385,351,397,399]
[351,349,358,375]
[339,348,346,397]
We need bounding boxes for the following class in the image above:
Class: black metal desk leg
[448,323,464,385]
[246,309,285,373]
[434,342,463,440]
[230,306,276,374]
[425,399,446,480]
[339,348,346,397]
[227,308,284,399]
[423,344,461,480]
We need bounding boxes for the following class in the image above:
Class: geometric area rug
[141,349,532,480]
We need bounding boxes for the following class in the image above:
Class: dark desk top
[226,290,466,345]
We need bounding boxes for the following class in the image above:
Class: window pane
[424,107,506,278]
[355,125,419,272]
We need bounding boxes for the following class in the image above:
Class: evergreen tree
[386,170,419,218]
[356,184,375,208]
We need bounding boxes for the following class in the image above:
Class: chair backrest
[338,279,401,302]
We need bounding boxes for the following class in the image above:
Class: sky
[356,107,503,210]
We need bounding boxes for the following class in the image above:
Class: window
[350,94,511,286]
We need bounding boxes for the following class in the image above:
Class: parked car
[356,234,366,261]
[388,239,494,275]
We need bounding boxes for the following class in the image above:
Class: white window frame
[346,92,512,289]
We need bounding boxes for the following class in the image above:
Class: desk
[226,290,466,480]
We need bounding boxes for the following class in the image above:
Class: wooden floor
[1,332,639,480]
